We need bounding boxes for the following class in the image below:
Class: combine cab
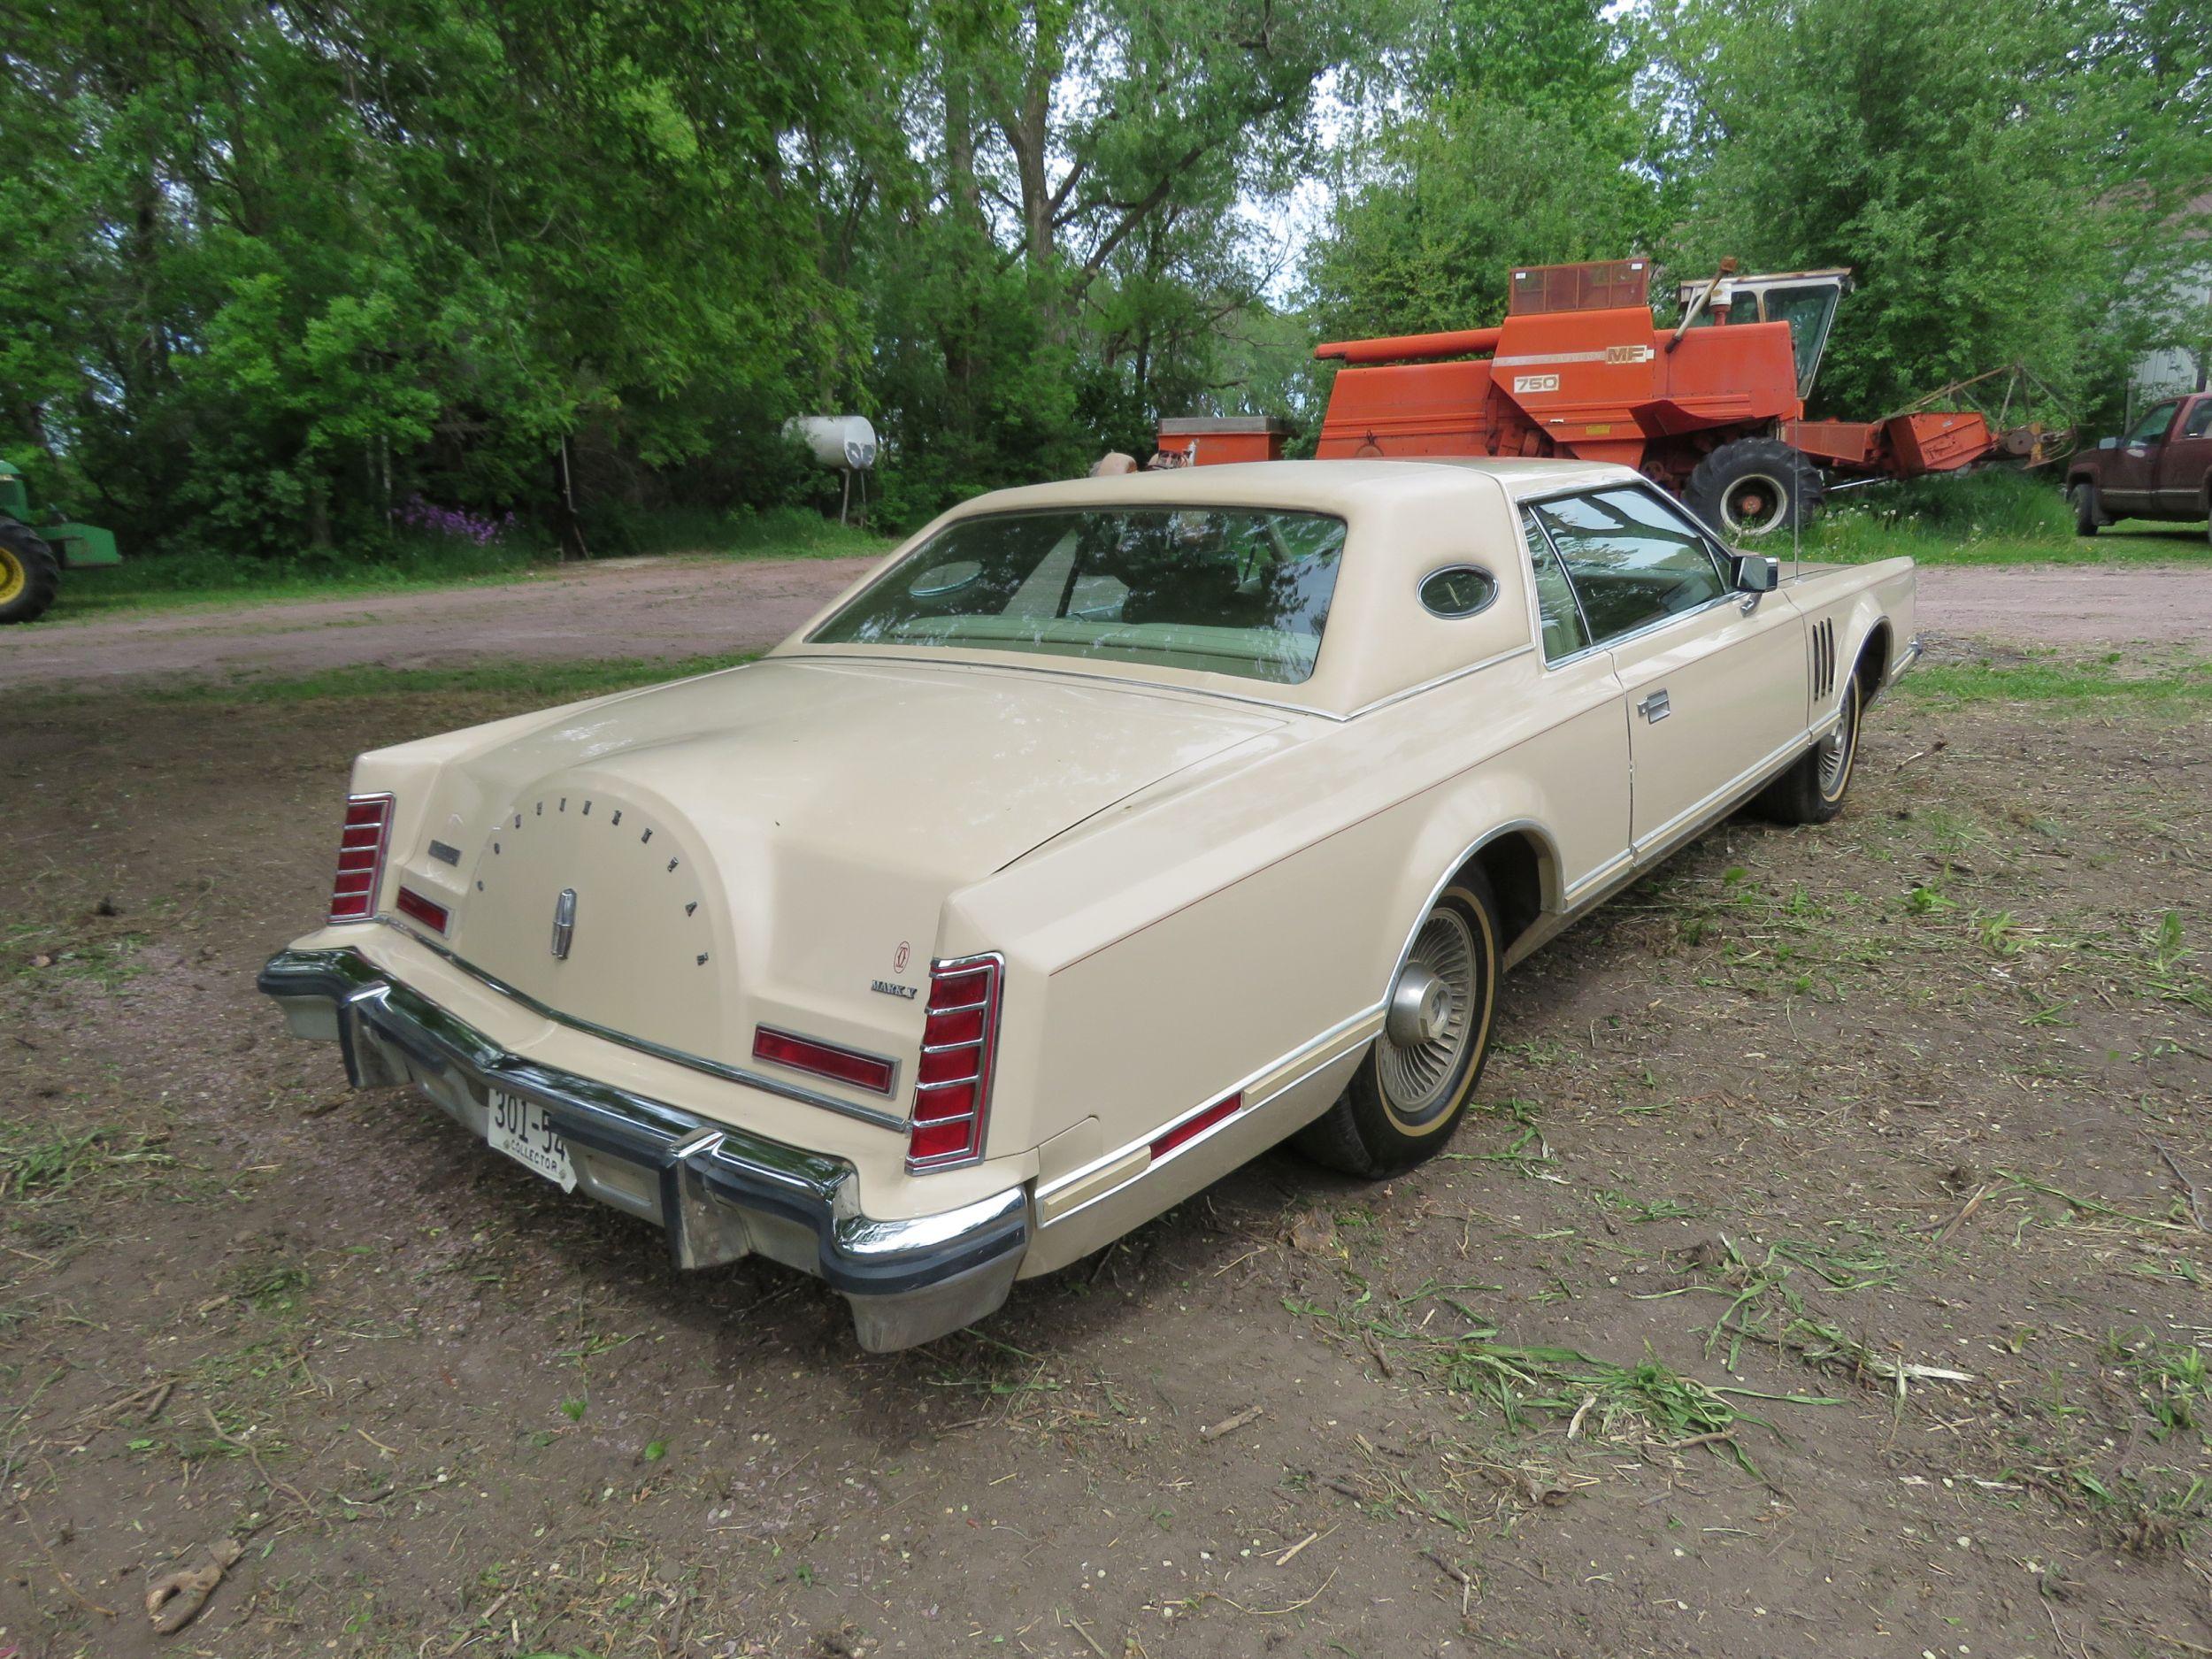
[1156,259,2064,536]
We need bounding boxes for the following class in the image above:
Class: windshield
[807,507,1348,684]
[1759,284,1842,397]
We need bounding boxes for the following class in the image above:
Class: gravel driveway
[2,552,2205,689]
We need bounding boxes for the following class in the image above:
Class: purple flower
[390,495,513,546]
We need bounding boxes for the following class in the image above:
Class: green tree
[1299,1,1658,361]
[864,0,1389,515]
[1643,0,2210,419]
[0,0,905,554]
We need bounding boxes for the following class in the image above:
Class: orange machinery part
[1160,288,1806,478]
[1886,411,1993,473]
[1786,412,1995,475]
[1303,307,1802,476]
[1157,258,1996,485]
[1155,416,1290,466]
[1312,326,1504,365]
[1785,419,1880,468]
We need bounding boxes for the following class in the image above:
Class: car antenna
[1792,472,1802,583]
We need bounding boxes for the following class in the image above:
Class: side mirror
[1734,554,1778,594]
[2098,436,2119,449]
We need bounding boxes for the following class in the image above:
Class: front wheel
[0,519,60,625]
[2070,480,2101,537]
[1295,874,1501,1178]
[1759,671,1861,826]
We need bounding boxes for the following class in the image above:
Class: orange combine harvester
[1156,259,2064,535]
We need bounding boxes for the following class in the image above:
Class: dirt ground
[0,556,883,690]
[4,634,2211,1657]
[4,551,2211,689]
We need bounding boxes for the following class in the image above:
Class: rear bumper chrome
[257,948,1028,1351]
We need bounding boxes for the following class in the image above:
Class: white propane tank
[783,415,879,472]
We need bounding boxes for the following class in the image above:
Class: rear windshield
[807,507,1348,684]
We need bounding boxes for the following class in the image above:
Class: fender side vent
[1811,618,1837,700]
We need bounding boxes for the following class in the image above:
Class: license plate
[487,1087,577,1193]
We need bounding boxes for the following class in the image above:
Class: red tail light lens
[328,794,394,923]
[908,952,1003,1171]
[752,1026,896,1095]
[396,885,449,934]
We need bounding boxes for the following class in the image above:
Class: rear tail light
[328,794,394,922]
[908,953,1003,1171]
[753,1026,896,1095]
[395,885,449,934]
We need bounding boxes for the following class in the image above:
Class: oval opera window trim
[1417,565,1499,619]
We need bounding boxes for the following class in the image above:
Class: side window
[1520,510,1592,661]
[2126,400,2180,444]
[1532,488,1731,644]
[2182,401,2212,442]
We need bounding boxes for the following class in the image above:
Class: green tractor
[0,457,120,624]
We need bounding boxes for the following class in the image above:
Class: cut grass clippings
[1289,1294,1837,1482]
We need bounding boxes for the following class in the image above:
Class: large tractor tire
[0,518,59,625]
[1685,438,1825,538]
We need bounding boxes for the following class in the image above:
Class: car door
[2106,399,2181,515]
[1527,485,1808,858]
[2154,396,2212,520]
[1515,508,1633,900]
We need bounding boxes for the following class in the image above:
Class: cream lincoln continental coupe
[260,459,1918,1349]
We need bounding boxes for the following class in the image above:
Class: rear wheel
[1295,874,1501,1178]
[1759,670,1861,826]
[2070,480,2101,537]
[1685,438,1824,538]
[0,519,59,625]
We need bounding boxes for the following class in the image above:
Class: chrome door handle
[1639,690,1671,723]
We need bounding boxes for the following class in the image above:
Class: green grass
[35,506,894,625]
[1770,470,2208,566]
[591,503,893,562]
[129,649,763,707]
[1899,656,2212,708]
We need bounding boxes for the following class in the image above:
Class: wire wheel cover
[1819,688,1855,796]
[1378,907,1479,1123]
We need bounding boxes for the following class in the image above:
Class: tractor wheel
[0,518,59,625]
[2070,480,2101,537]
[1685,438,1824,538]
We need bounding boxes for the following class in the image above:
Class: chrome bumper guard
[257,949,1028,1351]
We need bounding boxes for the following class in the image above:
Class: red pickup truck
[2068,392,2212,541]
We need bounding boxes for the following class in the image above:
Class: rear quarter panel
[952,646,1628,1278]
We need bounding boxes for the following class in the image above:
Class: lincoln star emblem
[550,888,577,959]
